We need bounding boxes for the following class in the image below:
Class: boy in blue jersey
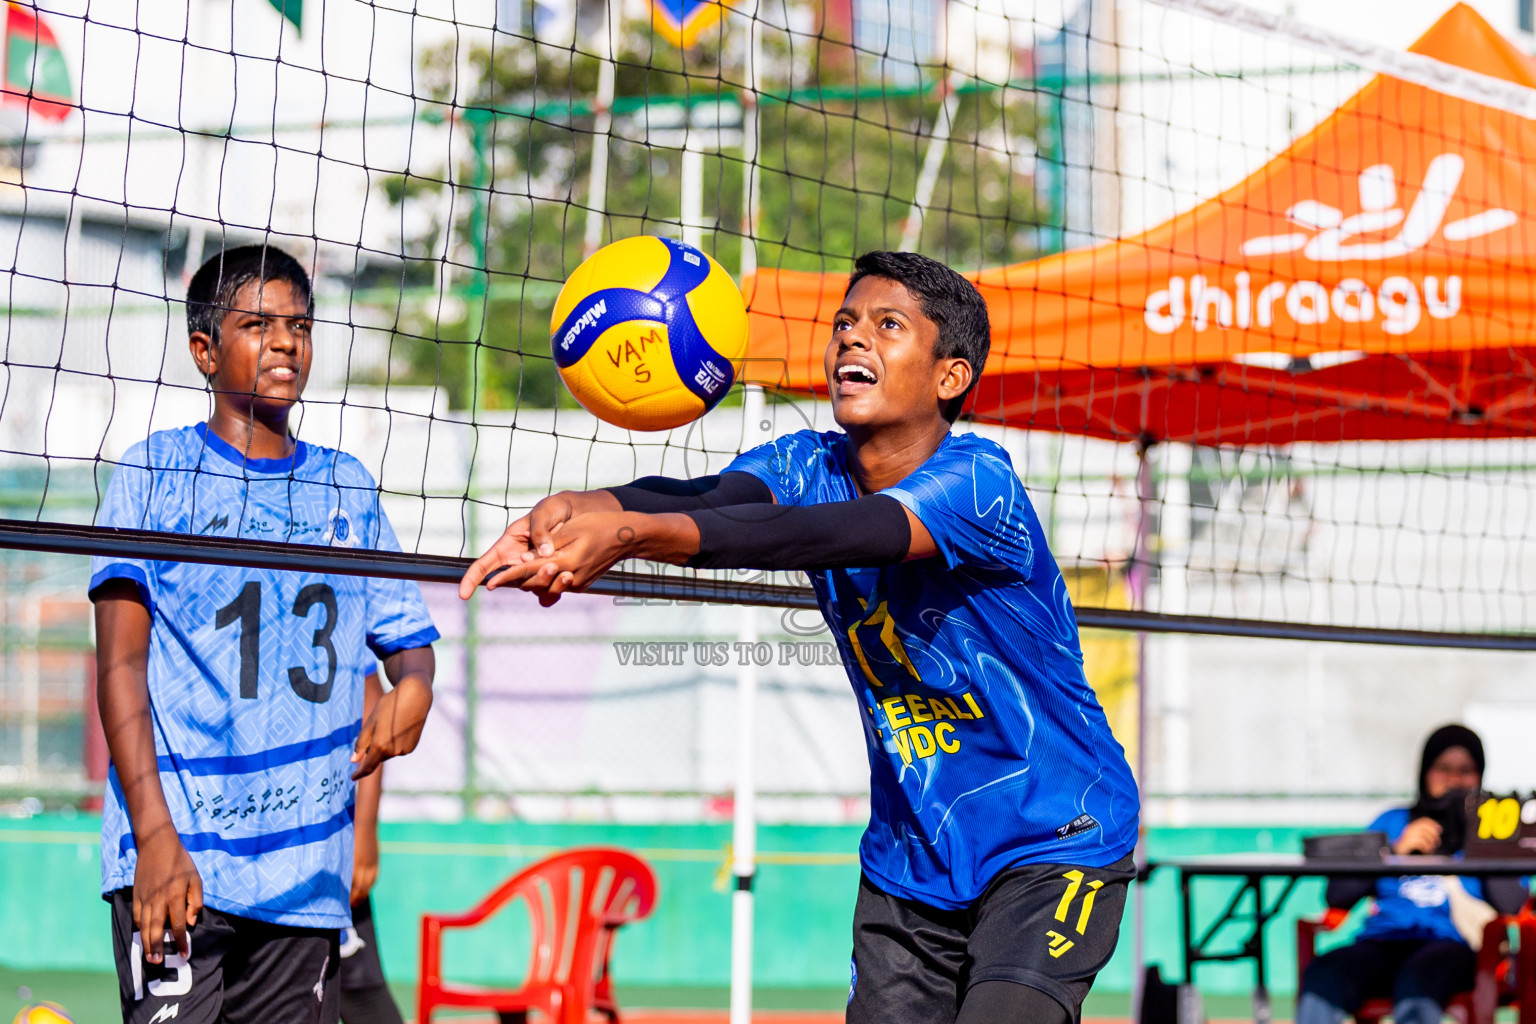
[91,246,439,1024]
[460,251,1140,1024]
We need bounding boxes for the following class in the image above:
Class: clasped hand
[472,511,638,605]
[458,491,689,606]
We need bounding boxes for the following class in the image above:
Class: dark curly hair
[846,251,991,421]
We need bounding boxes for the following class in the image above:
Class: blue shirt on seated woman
[1355,806,1484,946]
[1297,725,1527,1024]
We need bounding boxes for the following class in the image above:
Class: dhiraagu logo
[1145,154,1517,337]
[1242,155,1512,261]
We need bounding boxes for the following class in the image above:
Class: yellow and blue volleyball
[550,236,748,432]
[12,1004,74,1024]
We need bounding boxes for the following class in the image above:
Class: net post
[729,383,769,1024]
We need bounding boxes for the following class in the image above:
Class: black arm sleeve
[1480,874,1529,916]
[605,472,775,513]
[1325,876,1376,910]
[684,494,912,571]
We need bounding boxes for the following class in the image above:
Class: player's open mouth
[265,365,300,383]
[835,362,879,396]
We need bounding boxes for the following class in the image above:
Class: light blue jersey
[727,429,1140,909]
[89,424,438,929]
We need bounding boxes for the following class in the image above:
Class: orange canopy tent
[741,4,1536,446]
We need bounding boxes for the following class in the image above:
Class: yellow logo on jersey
[847,600,919,689]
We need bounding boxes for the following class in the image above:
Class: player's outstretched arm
[94,580,203,964]
[456,488,622,601]
[604,472,775,513]
[458,489,620,599]
[494,509,702,605]
[458,473,774,598]
[352,646,435,780]
[507,494,939,604]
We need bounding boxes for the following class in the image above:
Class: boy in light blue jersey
[461,251,1140,1024]
[90,246,438,1024]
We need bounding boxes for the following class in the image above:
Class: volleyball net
[4,0,1536,805]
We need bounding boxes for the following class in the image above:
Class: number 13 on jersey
[214,580,341,704]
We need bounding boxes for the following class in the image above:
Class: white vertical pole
[899,74,962,253]
[738,2,763,279]
[1159,445,1193,828]
[1129,443,1154,1024]
[20,589,39,780]
[680,142,705,248]
[729,384,768,1024]
[583,0,618,257]
[728,15,767,1019]
[183,0,214,278]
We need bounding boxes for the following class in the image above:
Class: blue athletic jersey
[725,429,1140,908]
[1356,808,1483,945]
[89,423,438,929]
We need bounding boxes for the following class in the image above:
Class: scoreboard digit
[1463,791,1536,858]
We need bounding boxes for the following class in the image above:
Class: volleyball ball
[550,236,748,431]
[12,1005,74,1024]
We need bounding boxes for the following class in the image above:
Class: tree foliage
[381,19,1051,410]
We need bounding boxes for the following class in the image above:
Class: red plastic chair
[1297,904,1536,1024]
[417,847,658,1024]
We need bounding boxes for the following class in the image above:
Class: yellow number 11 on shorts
[1055,870,1105,934]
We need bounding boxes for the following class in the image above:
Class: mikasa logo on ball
[560,299,608,351]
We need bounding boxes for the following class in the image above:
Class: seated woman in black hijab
[1297,725,1527,1024]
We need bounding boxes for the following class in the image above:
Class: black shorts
[847,855,1135,1024]
[339,896,404,1024]
[109,888,340,1024]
